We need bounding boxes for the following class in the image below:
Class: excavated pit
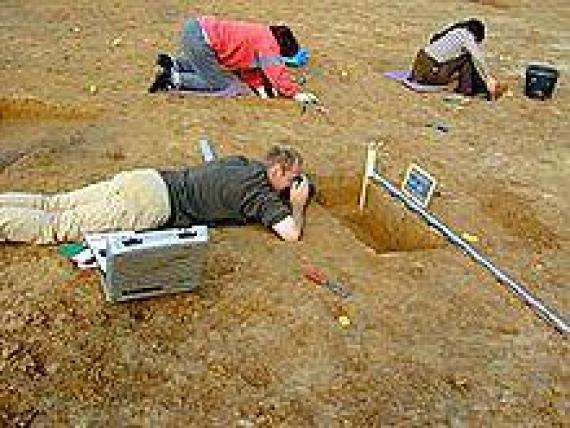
[0,97,97,121]
[0,97,101,171]
[315,175,444,253]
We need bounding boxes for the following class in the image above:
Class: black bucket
[525,64,559,100]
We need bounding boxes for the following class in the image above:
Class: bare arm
[461,33,493,87]
[272,213,302,241]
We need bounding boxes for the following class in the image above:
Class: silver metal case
[87,227,208,302]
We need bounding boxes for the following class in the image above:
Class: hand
[293,92,320,105]
[487,75,498,95]
[487,75,507,100]
[255,86,269,99]
[289,175,310,208]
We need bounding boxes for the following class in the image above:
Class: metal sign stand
[359,143,569,336]
[401,163,437,209]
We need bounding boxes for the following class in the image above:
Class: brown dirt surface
[1,0,569,426]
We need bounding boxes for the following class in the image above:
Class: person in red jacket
[149,16,318,104]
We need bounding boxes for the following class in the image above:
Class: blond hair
[265,145,303,171]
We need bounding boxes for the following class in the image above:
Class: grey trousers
[173,19,241,91]
[0,169,171,244]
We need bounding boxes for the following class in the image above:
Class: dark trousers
[411,49,488,97]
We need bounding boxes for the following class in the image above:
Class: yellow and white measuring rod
[359,144,569,336]
[359,143,378,211]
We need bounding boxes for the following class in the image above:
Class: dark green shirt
[159,157,291,229]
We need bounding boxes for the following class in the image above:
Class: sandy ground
[1,0,569,425]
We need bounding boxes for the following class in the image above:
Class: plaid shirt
[424,28,489,81]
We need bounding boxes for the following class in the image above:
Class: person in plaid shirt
[411,18,506,99]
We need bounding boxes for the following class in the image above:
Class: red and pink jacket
[198,16,300,97]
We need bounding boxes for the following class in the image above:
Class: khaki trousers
[0,169,171,244]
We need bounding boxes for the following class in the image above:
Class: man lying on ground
[148,15,319,104]
[410,18,506,100]
[0,145,311,244]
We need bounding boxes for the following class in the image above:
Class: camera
[280,174,316,203]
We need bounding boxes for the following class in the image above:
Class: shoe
[148,71,174,93]
[156,53,174,71]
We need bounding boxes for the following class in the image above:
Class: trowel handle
[302,265,327,286]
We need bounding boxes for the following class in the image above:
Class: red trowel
[302,264,352,298]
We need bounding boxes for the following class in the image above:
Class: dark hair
[269,25,300,57]
[430,18,485,44]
